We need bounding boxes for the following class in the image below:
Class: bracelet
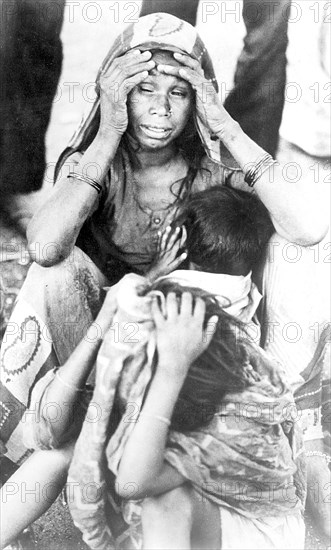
[55,370,85,392]
[67,172,103,194]
[139,412,171,426]
[244,153,275,188]
[306,450,331,464]
[257,159,279,181]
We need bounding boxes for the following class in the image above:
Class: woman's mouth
[140,125,172,139]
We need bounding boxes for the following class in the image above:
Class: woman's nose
[150,95,171,116]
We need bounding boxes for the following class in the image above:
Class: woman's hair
[175,187,274,275]
[143,279,255,432]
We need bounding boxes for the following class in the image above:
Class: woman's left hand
[157,53,229,138]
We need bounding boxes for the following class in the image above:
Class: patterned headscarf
[56,12,222,177]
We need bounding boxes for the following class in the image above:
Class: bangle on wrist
[306,450,331,464]
[139,412,171,426]
[55,370,85,392]
[68,172,103,194]
[244,154,278,188]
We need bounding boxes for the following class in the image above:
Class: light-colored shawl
[162,269,262,322]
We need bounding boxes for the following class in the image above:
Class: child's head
[146,279,254,432]
[176,187,274,276]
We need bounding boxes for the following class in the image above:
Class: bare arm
[216,118,328,246]
[159,55,329,246]
[116,292,217,498]
[36,287,118,445]
[27,135,120,266]
[27,50,156,266]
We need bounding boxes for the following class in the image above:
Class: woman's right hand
[98,50,155,137]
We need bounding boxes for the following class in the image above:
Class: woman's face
[127,50,194,150]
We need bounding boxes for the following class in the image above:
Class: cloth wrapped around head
[56,12,227,177]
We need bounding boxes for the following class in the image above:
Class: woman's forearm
[27,131,121,266]
[218,119,328,245]
[116,369,185,497]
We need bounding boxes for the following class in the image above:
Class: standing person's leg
[224,0,289,156]
[265,139,330,543]
[140,0,199,26]
[260,231,330,541]
[0,0,66,230]
[0,247,108,466]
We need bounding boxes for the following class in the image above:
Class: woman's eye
[139,86,154,93]
[171,90,187,98]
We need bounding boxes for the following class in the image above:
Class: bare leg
[141,485,221,550]
[0,444,73,549]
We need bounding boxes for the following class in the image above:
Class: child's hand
[148,226,187,281]
[151,291,218,381]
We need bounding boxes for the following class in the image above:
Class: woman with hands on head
[27,13,326,275]
[0,11,328,505]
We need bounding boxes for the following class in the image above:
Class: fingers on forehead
[180,292,193,314]
[166,292,178,308]
[194,297,206,316]
[157,63,180,75]
[175,52,200,67]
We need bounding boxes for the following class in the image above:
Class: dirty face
[127,50,194,150]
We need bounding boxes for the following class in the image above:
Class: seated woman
[0,11,326,465]
[0,11,328,545]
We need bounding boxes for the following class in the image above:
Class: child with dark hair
[149,186,274,326]
[178,186,274,275]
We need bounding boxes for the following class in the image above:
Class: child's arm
[0,445,74,549]
[116,292,217,498]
